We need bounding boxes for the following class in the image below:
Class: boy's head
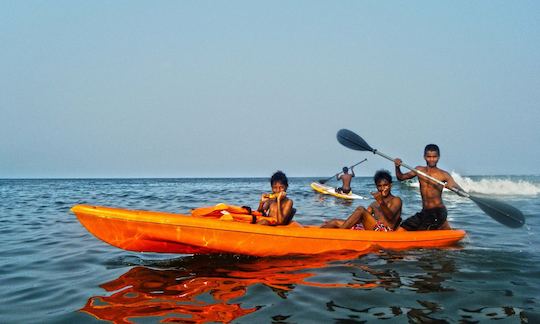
[424,144,440,156]
[342,167,349,173]
[373,169,392,184]
[424,144,440,167]
[270,171,288,192]
[373,170,392,197]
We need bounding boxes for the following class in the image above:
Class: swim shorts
[351,221,393,232]
[336,187,352,194]
[400,207,447,231]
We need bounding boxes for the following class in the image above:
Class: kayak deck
[72,204,466,257]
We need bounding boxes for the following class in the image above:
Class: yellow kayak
[310,182,365,200]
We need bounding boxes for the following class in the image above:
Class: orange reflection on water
[82,250,376,323]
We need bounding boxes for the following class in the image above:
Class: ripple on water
[0,177,538,323]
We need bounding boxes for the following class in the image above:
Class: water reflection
[81,250,377,323]
[82,247,530,323]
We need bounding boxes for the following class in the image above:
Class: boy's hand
[394,158,402,167]
[371,191,383,204]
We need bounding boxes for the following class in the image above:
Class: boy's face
[375,179,392,197]
[271,181,287,193]
[424,150,440,168]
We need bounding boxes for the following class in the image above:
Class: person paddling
[395,144,463,230]
[336,166,355,194]
[322,170,402,231]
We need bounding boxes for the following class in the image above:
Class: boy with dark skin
[394,144,463,230]
[322,170,402,231]
[257,171,294,225]
[336,166,355,194]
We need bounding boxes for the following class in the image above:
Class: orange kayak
[71,204,466,257]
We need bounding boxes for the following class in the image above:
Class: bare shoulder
[437,168,453,180]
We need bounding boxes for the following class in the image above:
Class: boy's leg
[321,219,345,228]
[340,206,377,229]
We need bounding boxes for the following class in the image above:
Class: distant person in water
[394,144,463,231]
[257,171,295,225]
[336,166,355,194]
[322,170,402,231]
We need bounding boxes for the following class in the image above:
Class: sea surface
[1,175,539,323]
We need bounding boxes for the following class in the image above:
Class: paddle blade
[469,195,525,228]
[337,129,374,152]
[318,179,330,184]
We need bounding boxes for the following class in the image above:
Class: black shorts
[336,187,351,194]
[401,207,447,231]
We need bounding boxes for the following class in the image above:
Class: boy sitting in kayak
[256,171,295,225]
[394,144,462,230]
[321,170,402,231]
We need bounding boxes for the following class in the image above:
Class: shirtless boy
[395,144,463,230]
[336,166,355,194]
[257,171,295,225]
[322,170,402,231]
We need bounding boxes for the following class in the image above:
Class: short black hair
[373,169,392,184]
[271,170,288,187]
[424,144,440,156]
[342,167,348,173]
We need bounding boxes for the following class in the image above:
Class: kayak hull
[72,205,466,257]
[310,182,365,200]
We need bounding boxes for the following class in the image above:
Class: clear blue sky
[2,1,539,178]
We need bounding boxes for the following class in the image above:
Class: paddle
[318,158,367,184]
[336,128,525,228]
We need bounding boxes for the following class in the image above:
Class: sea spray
[400,173,540,196]
[451,172,540,195]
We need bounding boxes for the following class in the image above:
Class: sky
[1,1,539,178]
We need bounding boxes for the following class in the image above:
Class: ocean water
[0,175,539,323]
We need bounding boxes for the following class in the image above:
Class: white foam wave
[400,173,540,196]
[451,172,540,196]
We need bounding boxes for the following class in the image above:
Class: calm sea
[1,175,539,323]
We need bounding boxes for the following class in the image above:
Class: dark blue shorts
[336,187,351,194]
[401,207,447,231]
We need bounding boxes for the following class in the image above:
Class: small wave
[400,173,540,196]
[451,173,540,196]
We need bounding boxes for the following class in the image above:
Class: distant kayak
[310,182,366,200]
[72,204,466,257]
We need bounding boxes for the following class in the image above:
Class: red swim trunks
[351,221,392,232]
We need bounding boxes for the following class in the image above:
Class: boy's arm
[444,172,464,192]
[394,158,417,181]
[351,168,355,177]
[374,195,401,222]
[275,196,293,225]
[257,194,269,212]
